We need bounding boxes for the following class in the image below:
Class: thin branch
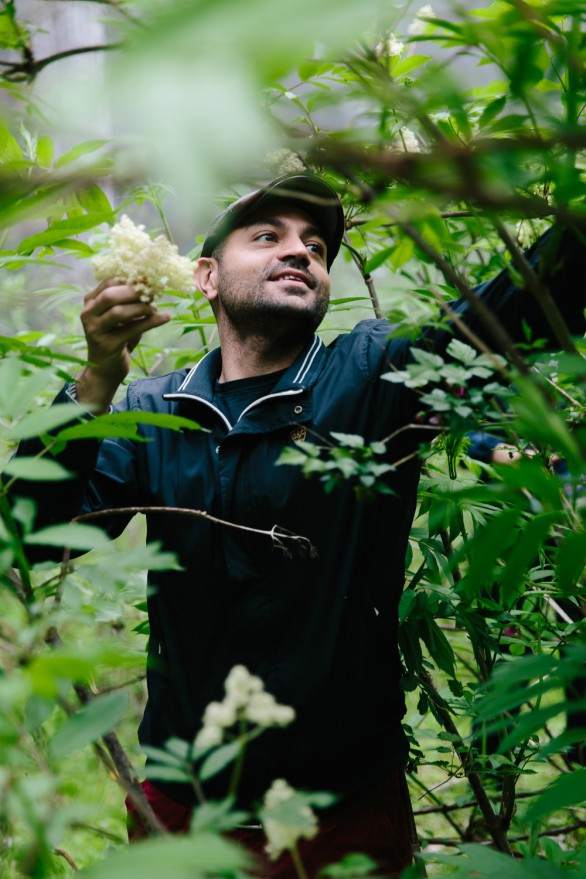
[342,232,383,318]
[382,422,442,446]
[440,530,462,585]
[54,849,78,871]
[46,627,165,836]
[492,217,577,353]
[428,288,510,375]
[421,670,514,855]
[409,774,467,837]
[1,44,122,82]
[533,367,584,409]
[73,506,318,560]
[424,821,586,848]
[412,789,540,817]
[396,219,529,375]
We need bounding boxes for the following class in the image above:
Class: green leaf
[524,768,586,823]
[364,246,394,274]
[392,54,430,77]
[391,235,415,269]
[199,741,240,781]
[79,833,249,878]
[143,764,193,783]
[3,457,73,481]
[17,212,114,254]
[54,139,109,169]
[77,184,113,215]
[330,432,365,448]
[36,135,54,168]
[556,530,586,594]
[6,404,80,440]
[49,692,128,759]
[458,508,522,598]
[478,95,507,130]
[54,410,202,442]
[25,522,110,550]
[499,512,559,605]
[398,589,417,624]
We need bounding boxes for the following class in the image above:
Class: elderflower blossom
[265,149,306,176]
[408,4,435,36]
[374,34,404,58]
[395,127,421,153]
[263,779,318,860]
[194,665,295,748]
[92,215,195,302]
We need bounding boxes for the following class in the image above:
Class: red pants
[126,772,413,878]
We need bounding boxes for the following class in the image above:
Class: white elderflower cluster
[408,4,436,36]
[195,665,295,748]
[374,34,404,58]
[265,149,306,176]
[395,127,421,153]
[92,215,195,301]
[263,779,318,860]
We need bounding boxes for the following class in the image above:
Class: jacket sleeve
[365,223,586,442]
[7,384,139,561]
[423,224,586,355]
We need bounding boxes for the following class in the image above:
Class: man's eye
[307,242,325,256]
[256,232,277,242]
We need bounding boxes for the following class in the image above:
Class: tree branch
[1,44,122,82]
[492,217,577,353]
[342,232,383,318]
[421,670,514,855]
[73,506,318,560]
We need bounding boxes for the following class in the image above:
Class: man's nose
[278,234,310,263]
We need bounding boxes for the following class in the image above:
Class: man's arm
[76,279,170,412]
[6,280,170,551]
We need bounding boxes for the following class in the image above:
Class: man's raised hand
[76,279,171,412]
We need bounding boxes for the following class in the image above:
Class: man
[13,174,586,876]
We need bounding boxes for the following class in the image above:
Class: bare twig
[424,820,586,848]
[1,44,122,82]
[54,848,78,871]
[73,506,318,560]
[46,628,165,835]
[342,232,383,318]
[421,670,514,855]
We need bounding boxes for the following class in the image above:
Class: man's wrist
[73,366,122,414]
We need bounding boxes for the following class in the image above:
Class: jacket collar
[164,333,327,406]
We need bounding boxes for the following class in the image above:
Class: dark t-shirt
[214,369,287,426]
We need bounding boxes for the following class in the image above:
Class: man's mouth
[270,269,314,288]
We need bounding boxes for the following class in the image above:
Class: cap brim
[201,173,344,269]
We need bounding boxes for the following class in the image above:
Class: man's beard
[216,259,329,344]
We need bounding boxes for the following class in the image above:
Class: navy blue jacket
[14,226,586,805]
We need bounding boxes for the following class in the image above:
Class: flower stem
[290,845,309,879]
[228,729,247,798]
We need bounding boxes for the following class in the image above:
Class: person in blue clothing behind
[13,173,586,876]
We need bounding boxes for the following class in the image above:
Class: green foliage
[277,433,396,500]
[1,0,586,876]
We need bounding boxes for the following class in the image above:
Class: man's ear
[194,257,219,304]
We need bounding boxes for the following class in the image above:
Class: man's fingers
[90,301,157,329]
[84,278,125,304]
[101,311,171,346]
[85,283,147,317]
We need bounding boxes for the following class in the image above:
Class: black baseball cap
[201,173,345,270]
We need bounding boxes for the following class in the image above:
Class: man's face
[212,204,331,340]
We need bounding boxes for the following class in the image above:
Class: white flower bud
[408,4,435,37]
[263,779,318,860]
[195,724,223,748]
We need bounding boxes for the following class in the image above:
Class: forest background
[0,0,585,877]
